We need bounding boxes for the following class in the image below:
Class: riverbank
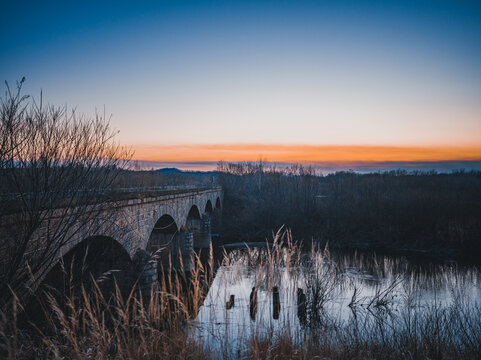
[216,234,479,266]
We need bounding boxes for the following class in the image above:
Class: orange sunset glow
[132,144,481,164]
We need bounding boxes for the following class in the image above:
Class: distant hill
[156,167,183,174]
[156,167,218,175]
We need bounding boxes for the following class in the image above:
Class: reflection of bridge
[19,186,223,294]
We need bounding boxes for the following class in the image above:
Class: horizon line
[133,159,481,173]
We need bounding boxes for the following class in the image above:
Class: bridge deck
[1,185,221,216]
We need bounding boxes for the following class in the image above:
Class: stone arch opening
[211,197,222,236]
[27,236,133,325]
[187,205,210,249]
[149,215,178,240]
[205,200,213,214]
[42,236,132,294]
[187,205,201,221]
[146,214,178,270]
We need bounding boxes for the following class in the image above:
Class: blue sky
[1,0,480,157]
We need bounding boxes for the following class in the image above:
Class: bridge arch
[205,200,213,214]
[210,196,222,235]
[146,214,179,270]
[185,203,212,249]
[40,235,133,298]
[151,214,178,235]
[187,205,201,222]
[25,235,133,324]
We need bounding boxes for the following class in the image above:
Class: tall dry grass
[1,229,480,359]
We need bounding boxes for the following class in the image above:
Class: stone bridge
[70,185,223,259]
[13,186,223,295]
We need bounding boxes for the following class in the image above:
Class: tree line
[217,161,481,260]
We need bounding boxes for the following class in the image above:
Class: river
[192,243,481,355]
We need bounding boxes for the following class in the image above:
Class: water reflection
[193,246,481,353]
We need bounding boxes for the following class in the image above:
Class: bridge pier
[133,249,158,294]
[147,230,196,273]
[192,214,212,249]
[148,231,175,271]
[172,231,195,272]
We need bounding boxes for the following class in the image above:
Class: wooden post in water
[250,287,258,320]
[297,288,307,326]
[273,286,280,319]
[226,294,235,309]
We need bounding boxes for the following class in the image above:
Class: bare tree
[0,80,132,308]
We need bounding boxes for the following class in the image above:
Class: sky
[1,0,480,170]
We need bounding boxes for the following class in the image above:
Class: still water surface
[193,245,481,353]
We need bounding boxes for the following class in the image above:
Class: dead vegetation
[1,229,480,359]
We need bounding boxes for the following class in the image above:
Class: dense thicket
[217,161,481,259]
